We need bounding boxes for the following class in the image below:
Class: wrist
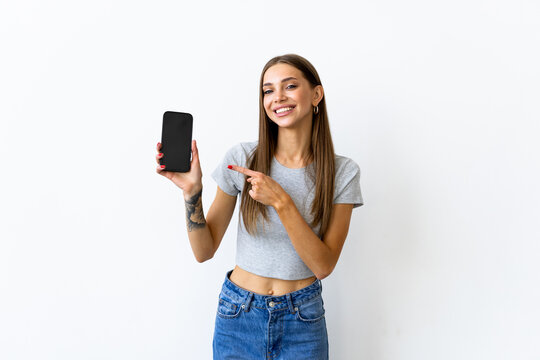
[184,185,202,201]
[274,193,292,213]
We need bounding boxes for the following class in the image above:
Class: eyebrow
[263,77,298,87]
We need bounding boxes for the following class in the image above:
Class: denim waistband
[220,269,322,313]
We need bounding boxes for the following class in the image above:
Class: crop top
[210,141,364,280]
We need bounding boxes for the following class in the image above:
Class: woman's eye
[263,85,296,95]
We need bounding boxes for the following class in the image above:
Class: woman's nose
[274,89,287,101]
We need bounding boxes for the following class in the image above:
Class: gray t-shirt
[211,141,364,280]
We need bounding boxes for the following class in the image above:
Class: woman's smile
[274,105,296,117]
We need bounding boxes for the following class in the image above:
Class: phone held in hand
[160,111,193,172]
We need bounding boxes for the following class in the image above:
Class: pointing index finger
[228,164,259,177]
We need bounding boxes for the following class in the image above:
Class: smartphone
[159,111,193,172]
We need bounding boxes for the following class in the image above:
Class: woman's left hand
[228,164,290,209]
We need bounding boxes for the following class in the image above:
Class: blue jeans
[212,269,329,360]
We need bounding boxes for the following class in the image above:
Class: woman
[156,53,363,359]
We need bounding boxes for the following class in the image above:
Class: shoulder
[227,140,257,155]
[239,140,258,155]
[223,140,258,159]
[220,141,258,169]
[335,154,361,177]
[333,154,364,206]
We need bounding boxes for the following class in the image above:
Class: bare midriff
[229,265,317,296]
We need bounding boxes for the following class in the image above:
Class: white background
[1,0,539,359]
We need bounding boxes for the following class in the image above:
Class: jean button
[269,301,275,307]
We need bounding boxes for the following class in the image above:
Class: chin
[274,121,301,129]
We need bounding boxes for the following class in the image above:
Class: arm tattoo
[185,189,206,232]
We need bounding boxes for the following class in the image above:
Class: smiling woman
[156,53,364,359]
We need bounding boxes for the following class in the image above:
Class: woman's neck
[275,126,312,167]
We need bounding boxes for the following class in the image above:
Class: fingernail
[227,165,233,169]
[160,165,165,169]
[159,153,163,156]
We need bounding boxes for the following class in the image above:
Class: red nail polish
[227,165,233,169]
[160,165,165,169]
[159,153,163,156]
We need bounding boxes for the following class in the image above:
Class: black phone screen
[159,111,193,172]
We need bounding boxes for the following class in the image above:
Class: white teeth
[275,107,294,114]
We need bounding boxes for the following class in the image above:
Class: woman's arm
[227,164,354,279]
[184,186,237,263]
[274,199,354,280]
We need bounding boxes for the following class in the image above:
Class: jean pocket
[295,295,325,322]
[216,293,243,319]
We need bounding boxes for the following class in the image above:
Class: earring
[313,105,319,114]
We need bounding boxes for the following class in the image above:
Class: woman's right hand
[156,139,203,199]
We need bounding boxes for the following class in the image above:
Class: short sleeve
[210,144,244,196]
[334,158,364,208]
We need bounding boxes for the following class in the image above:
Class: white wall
[1,0,539,359]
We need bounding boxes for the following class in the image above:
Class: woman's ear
[312,85,324,106]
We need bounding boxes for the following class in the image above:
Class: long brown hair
[239,54,336,238]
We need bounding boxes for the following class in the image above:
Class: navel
[268,289,274,295]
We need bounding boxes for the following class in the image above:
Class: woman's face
[262,63,322,129]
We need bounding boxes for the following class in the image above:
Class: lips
[273,105,296,114]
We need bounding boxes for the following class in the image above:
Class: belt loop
[286,293,296,314]
[243,292,254,312]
